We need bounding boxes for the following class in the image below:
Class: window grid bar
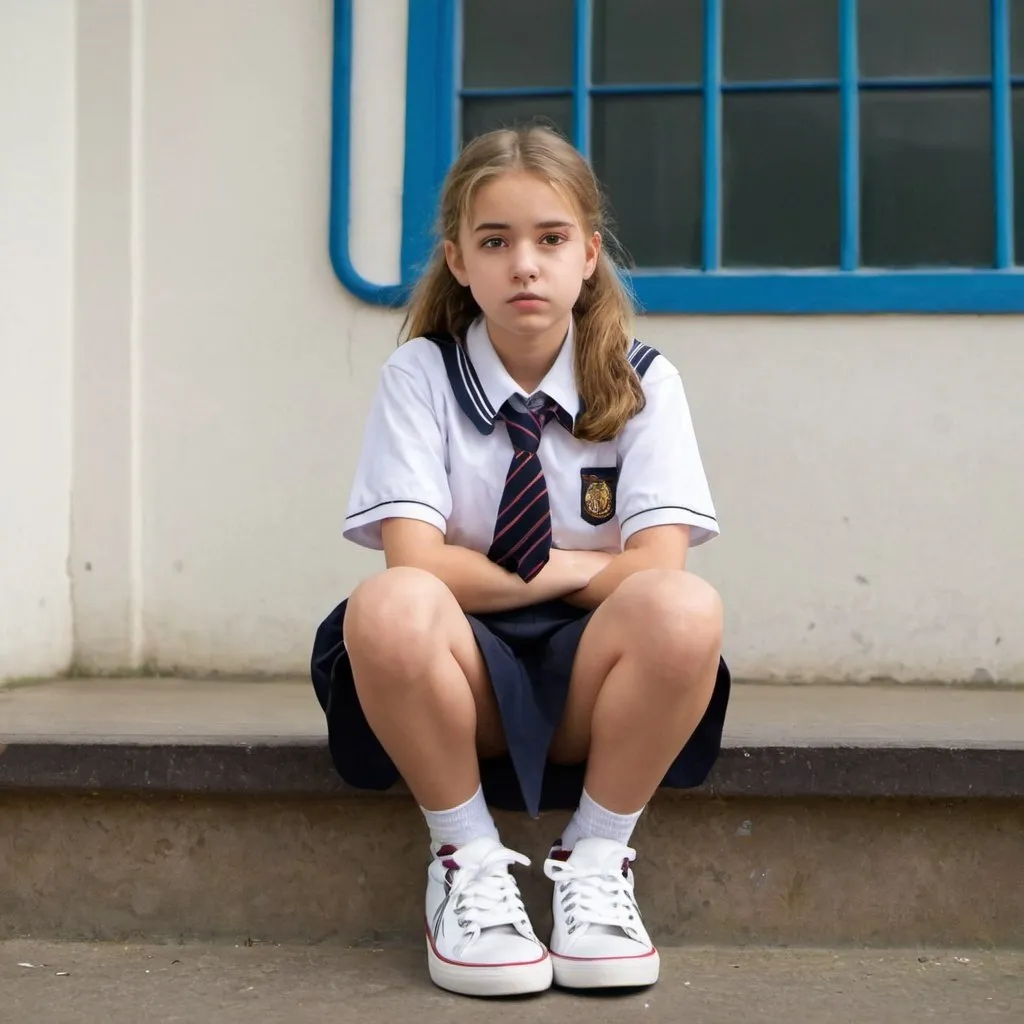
[459,86,573,99]
[448,0,1022,287]
[859,77,993,91]
[590,82,704,96]
[702,0,723,271]
[992,0,1015,267]
[573,0,592,156]
[840,0,860,271]
[460,77,1024,104]
[723,79,835,93]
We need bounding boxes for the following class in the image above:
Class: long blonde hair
[402,126,644,442]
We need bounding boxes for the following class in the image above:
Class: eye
[540,233,567,246]
[480,237,507,249]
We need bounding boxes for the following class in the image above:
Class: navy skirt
[310,597,731,818]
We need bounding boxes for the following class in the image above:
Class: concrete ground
[4,675,1023,747]
[4,942,1022,1023]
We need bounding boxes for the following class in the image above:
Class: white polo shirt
[343,317,719,555]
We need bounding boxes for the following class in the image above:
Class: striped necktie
[488,398,561,581]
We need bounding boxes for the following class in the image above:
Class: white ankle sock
[559,789,643,850]
[420,784,499,852]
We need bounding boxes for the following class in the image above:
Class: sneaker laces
[543,845,643,940]
[449,845,532,944]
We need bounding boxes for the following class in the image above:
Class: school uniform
[310,316,730,818]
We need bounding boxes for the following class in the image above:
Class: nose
[510,242,539,284]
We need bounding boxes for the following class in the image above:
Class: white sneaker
[425,836,552,997]
[543,837,660,989]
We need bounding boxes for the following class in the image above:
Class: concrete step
[1,678,1022,947]
[5,941,1023,1023]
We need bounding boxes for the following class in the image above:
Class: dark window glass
[859,0,990,78]
[1012,0,1024,74]
[591,96,703,267]
[462,0,573,89]
[1013,89,1024,263]
[724,0,838,82]
[723,93,840,267]
[861,91,994,267]
[592,0,703,84]
[461,0,1008,273]
[462,98,574,146]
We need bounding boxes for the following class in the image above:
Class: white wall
[1,0,1022,683]
[0,0,76,679]
[655,315,1024,684]
[71,0,138,671]
[137,0,399,674]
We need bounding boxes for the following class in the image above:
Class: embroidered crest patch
[580,467,617,525]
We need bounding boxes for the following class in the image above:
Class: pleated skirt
[311,597,731,818]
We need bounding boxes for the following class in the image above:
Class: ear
[583,231,602,281]
[444,239,470,287]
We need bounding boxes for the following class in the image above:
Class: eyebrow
[472,220,575,232]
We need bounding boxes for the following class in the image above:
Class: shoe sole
[426,940,553,997]
[551,948,661,989]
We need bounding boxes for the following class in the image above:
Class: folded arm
[381,519,611,615]
[562,524,690,610]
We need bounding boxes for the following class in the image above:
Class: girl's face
[445,171,600,349]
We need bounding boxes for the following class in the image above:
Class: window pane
[461,98,574,146]
[1013,0,1024,75]
[861,91,993,267]
[591,97,703,267]
[724,0,838,82]
[859,0,990,78]
[462,0,573,89]
[592,0,702,84]
[723,94,839,267]
[1014,88,1024,263]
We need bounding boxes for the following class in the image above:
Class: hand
[545,548,614,591]
[570,549,615,585]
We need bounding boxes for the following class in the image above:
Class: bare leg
[548,569,723,812]
[343,566,506,811]
[349,570,549,995]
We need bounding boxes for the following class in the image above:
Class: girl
[311,126,729,998]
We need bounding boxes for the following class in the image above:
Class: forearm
[563,546,686,610]
[388,543,582,615]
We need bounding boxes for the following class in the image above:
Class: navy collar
[463,317,580,429]
[426,322,659,436]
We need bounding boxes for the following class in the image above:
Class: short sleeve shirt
[343,317,719,553]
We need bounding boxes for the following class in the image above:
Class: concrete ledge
[3,792,1022,946]
[1,678,1022,799]
[2,680,1022,946]
[2,739,1023,800]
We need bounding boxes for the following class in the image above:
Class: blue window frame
[331,0,1024,313]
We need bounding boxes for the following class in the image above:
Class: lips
[509,293,545,303]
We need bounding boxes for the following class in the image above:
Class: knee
[343,567,452,673]
[613,570,723,669]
